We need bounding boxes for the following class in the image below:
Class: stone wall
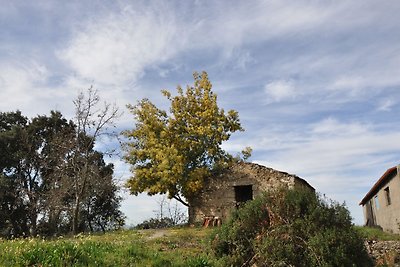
[189,162,313,224]
[365,240,400,266]
[365,171,400,234]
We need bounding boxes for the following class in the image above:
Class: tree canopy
[0,89,124,238]
[123,72,244,207]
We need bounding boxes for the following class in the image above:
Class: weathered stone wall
[365,240,400,266]
[189,162,313,224]
[362,169,400,234]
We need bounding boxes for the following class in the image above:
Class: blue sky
[1,0,400,225]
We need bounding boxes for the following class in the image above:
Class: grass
[0,228,217,267]
[354,226,400,241]
[2,226,398,266]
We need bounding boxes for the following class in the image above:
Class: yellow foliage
[123,71,245,206]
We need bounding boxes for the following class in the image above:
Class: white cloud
[55,1,400,108]
[311,117,369,136]
[0,60,77,118]
[248,118,400,225]
[377,98,395,112]
[236,51,255,70]
[192,2,334,48]
[253,118,400,176]
[264,80,296,102]
[187,1,398,52]
[58,3,181,88]
[331,76,365,92]
[0,61,48,112]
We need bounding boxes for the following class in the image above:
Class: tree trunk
[98,220,105,233]
[72,161,89,235]
[48,210,58,236]
[87,202,93,232]
[29,212,37,237]
[72,195,80,235]
[188,205,195,225]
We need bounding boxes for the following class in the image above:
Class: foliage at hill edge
[211,188,373,266]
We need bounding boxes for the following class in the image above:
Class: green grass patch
[0,228,215,267]
[354,226,400,241]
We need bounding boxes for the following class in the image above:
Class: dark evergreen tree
[0,109,124,237]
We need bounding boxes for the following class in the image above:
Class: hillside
[356,226,400,266]
[1,226,399,266]
[0,228,214,267]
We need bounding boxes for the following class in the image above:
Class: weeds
[0,228,212,266]
[355,226,400,241]
[2,218,394,266]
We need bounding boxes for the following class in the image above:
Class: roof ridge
[359,166,398,205]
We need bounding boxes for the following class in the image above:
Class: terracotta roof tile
[359,166,397,205]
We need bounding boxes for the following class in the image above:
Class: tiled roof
[359,166,397,205]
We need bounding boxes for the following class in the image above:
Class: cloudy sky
[2,0,400,225]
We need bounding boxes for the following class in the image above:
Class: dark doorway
[234,185,253,203]
[365,200,376,227]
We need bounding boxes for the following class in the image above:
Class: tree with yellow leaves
[123,72,246,218]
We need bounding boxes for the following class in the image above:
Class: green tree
[123,72,244,219]
[78,151,125,233]
[25,111,76,236]
[0,111,32,237]
[34,112,77,235]
[0,107,124,237]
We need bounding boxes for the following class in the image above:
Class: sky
[1,0,400,226]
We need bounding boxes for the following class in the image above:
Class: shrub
[211,188,373,267]
[135,217,176,229]
[186,256,213,267]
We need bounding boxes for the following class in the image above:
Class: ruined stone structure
[360,165,400,233]
[189,162,314,224]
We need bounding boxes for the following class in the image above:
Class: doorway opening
[234,185,253,203]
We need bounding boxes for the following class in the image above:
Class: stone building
[189,162,314,224]
[360,165,400,233]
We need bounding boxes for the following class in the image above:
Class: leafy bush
[186,256,213,267]
[211,188,373,267]
[135,217,176,229]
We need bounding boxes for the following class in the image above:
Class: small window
[234,185,253,203]
[384,187,391,205]
[374,195,380,209]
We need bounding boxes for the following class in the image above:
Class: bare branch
[173,195,189,207]
[70,87,122,234]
